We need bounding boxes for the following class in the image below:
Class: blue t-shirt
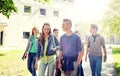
[60,33,82,57]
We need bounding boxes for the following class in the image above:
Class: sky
[61,0,111,24]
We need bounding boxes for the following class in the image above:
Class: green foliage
[103,0,120,37]
[0,0,50,19]
[0,0,17,19]
[112,47,120,76]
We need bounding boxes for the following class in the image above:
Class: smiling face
[32,27,39,35]
[62,19,72,32]
[54,30,58,36]
[90,24,98,34]
[42,24,51,36]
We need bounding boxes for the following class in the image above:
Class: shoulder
[73,33,80,38]
[48,35,53,39]
[87,35,92,41]
[49,35,57,40]
[88,35,92,38]
[97,34,104,38]
[29,35,33,40]
[98,34,104,40]
[60,34,66,39]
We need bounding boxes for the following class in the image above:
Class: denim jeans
[78,61,84,76]
[38,61,55,76]
[27,52,36,76]
[89,55,102,76]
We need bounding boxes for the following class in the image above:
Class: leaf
[0,0,17,19]
[103,0,120,37]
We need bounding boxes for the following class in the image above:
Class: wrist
[104,55,107,59]
[58,60,61,64]
[104,55,107,57]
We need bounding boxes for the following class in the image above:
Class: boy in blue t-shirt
[58,19,83,76]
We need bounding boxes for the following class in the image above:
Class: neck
[92,32,97,35]
[34,34,37,36]
[66,30,73,36]
[44,34,49,38]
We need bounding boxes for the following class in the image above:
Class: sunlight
[61,0,110,23]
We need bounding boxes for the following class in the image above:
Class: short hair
[53,28,58,32]
[91,24,98,30]
[63,18,72,26]
[75,30,78,33]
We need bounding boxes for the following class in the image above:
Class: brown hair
[32,26,37,35]
[63,18,72,26]
[53,28,58,32]
[40,23,51,45]
[91,24,98,31]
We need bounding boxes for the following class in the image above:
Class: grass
[0,50,30,76]
[112,46,120,76]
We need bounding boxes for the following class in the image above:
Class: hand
[22,52,28,60]
[104,55,107,62]
[34,63,38,70]
[58,63,62,72]
[52,48,57,51]
[77,59,81,64]
[24,53,28,59]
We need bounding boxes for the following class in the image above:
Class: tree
[103,0,120,37]
[0,0,50,19]
[0,0,17,19]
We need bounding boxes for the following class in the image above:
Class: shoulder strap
[52,35,56,47]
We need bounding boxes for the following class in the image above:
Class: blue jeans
[78,61,84,76]
[89,55,102,76]
[38,61,55,76]
[27,52,36,76]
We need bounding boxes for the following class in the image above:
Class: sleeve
[82,42,84,51]
[25,36,31,52]
[87,36,90,48]
[76,36,82,52]
[54,36,60,50]
[60,36,63,51]
[101,37,106,48]
[36,39,41,59]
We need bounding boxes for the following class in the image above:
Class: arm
[35,57,40,70]
[85,47,89,62]
[77,51,83,64]
[85,37,90,62]
[76,36,83,64]
[35,41,41,70]
[22,36,31,60]
[58,51,62,64]
[58,37,63,70]
[36,41,41,60]
[103,47,107,62]
[58,51,63,71]
[52,36,60,51]
[82,42,84,56]
[102,37,107,62]
[25,36,32,53]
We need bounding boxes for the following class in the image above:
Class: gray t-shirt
[87,34,105,56]
[60,33,82,57]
